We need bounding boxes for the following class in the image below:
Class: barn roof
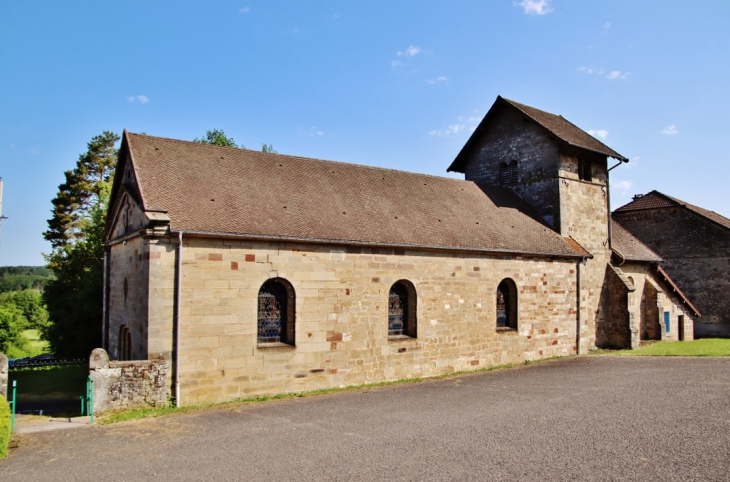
[112,132,586,258]
[614,190,730,231]
[448,96,628,173]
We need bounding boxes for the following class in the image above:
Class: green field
[614,339,730,356]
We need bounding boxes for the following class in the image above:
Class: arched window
[496,279,518,330]
[258,278,296,345]
[388,280,417,338]
[119,325,132,361]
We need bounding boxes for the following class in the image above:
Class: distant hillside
[0,266,54,293]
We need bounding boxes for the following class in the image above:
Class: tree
[193,129,241,148]
[261,143,278,154]
[0,305,24,357]
[43,131,119,357]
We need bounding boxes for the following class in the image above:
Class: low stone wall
[89,348,168,412]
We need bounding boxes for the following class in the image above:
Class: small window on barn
[388,280,417,338]
[499,161,519,186]
[496,279,518,330]
[119,325,132,361]
[258,278,296,345]
[578,159,592,182]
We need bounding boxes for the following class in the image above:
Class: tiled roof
[615,190,730,231]
[448,96,627,173]
[118,132,584,258]
[655,265,701,318]
[500,98,628,161]
[610,219,662,262]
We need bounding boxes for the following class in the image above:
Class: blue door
[664,312,670,333]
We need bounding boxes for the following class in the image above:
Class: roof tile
[122,133,582,257]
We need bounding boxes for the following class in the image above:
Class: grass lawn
[21,329,48,355]
[614,338,730,356]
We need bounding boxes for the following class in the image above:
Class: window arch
[496,279,518,330]
[258,278,296,345]
[388,280,417,338]
[119,325,132,361]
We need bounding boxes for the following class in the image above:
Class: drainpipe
[576,258,582,354]
[175,231,183,408]
[606,159,625,249]
[102,250,108,350]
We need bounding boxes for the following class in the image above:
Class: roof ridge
[126,132,467,183]
[501,97,627,160]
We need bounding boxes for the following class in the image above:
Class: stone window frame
[578,159,592,182]
[119,325,132,360]
[388,279,418,340]
[257,277,296,347]
[496,278,518,331]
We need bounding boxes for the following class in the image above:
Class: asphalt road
[2,356,729,481]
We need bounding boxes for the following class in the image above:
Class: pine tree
[43,131,119,357]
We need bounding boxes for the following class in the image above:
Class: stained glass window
[389,281,416,338]
[497,279,516,329]
[388,288,405,336]
[258,280,289,344]
[496,288,508,327]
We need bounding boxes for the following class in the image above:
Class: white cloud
[515,0,553,15]
[588,129,609,140]
[603,22,611,31]
[10,144,15,149]
[579,66,604,75]
[127,95,150,104]
[390,60,404,69]
[28,148,39,155]
[661,124,678,135]
[429,124,465,137]
[613,179,634,194]
[397,45,421,57]
[431,114,481,137]
[239,7,249,13]
[426,76,449,85]
[302,126,324,137]
[607,70,631,80]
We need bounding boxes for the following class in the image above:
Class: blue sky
[1,0,728,266]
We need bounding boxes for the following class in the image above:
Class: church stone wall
[108,235,150,360]
[144,236,581,405]
[613,207,730,337]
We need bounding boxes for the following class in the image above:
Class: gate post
[0,353,7,399]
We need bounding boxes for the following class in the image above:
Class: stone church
[103,96,698,405]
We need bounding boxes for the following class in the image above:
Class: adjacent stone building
[614,190,729,337]
[102,96,697,407]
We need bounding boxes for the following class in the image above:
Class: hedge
[0,394,10,459]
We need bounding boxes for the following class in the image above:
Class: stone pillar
[89,348,111,413]
[0,354,7,399]
[657,291,667,341]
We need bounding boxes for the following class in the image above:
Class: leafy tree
[261,143,278,154]
[42,131,119,357]
[193,129,242,148]
[0,305,24,357]
[0,266,54,293]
